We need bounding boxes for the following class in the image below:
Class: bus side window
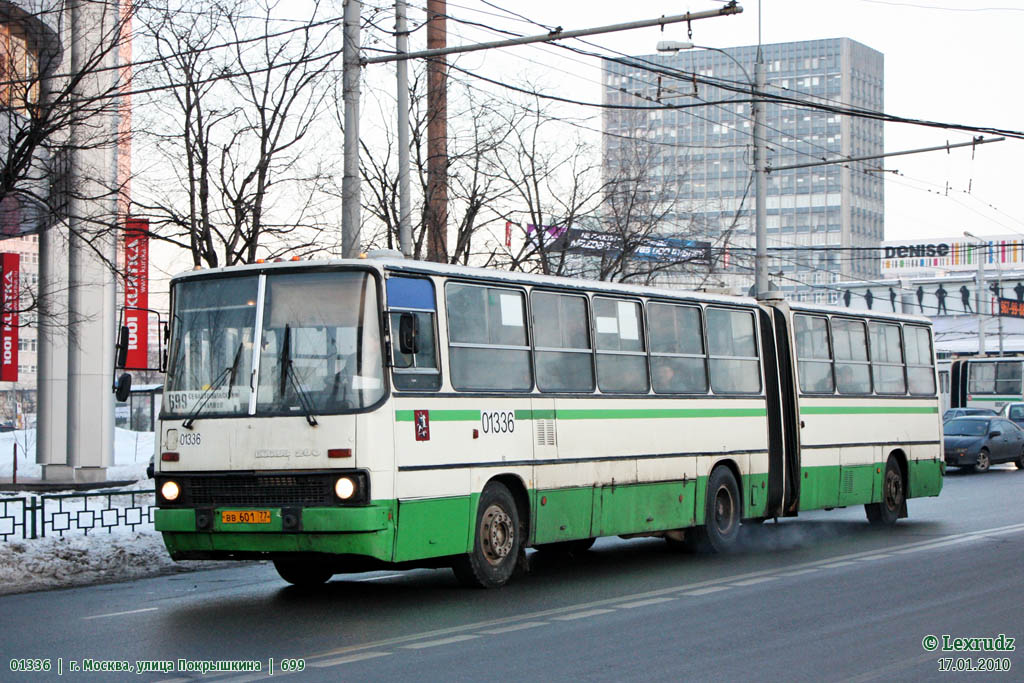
[869,321,906,395]
[446,283,532,391]
[593,297,648,393]
[995,361,1022,396]
[706,308,760,394]
[832,318,871,394]
[904,325,936,396]
[532,291,594,393]
[794,313,834,394]
[386,276,441,391]
[648,302,707,394]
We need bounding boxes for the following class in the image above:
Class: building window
[0,22,40,113]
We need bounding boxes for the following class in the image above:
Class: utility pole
[964,232,988,356]
[425,0,447,263]
[341,0,361,258]
[753,47,768,298]
[395,1,412,257]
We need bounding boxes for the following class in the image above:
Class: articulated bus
[950,356,1024,414]
[150,256,943,588]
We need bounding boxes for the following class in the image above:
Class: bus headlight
[160,480,181,502]
[334,477,356,500]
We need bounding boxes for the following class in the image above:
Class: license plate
[221,510,272,524]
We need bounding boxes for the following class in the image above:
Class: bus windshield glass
[164,276,259,417]
[256,271,384,414]
[164,270,385,419]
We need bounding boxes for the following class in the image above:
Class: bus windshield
[164,270,385,418]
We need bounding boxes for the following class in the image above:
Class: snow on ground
[0,530,229,595]
[0,427,155,481]
[0,428,239,596]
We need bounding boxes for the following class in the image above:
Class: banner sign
[562,229,712,265]
[124,218,150,369]
[998,297,1024,319]
[882,235,1024,276]
[1,253,19,381]
[527,224,711,265]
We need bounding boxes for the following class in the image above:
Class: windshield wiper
[182,342,243,430]
[279,324,318,427]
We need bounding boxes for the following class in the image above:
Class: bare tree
[134,0,341,267]
[355,69,516,264]
[0,0,134,322]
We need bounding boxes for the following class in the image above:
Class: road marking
[616,597,676,609]
[820,561,857,569]
[856,554,891,561]
[731,576,778,586]
[357,574,403,582]
[297,521,1024,668]
[83,607,158,620]
[479,622,548,634]
[402,635,480,649]
[312,652,391,667]
[683,585,731,596]
[778,568,819,577]
[553,609,615,621]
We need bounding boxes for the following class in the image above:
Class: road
[3,465,1023,682]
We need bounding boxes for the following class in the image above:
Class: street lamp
[657,40,768,298]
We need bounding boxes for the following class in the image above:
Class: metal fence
[0,488,156,541]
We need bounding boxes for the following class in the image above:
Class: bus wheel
[973,449,991,473]
[688,467,741,553]
[865,456,904,526]
[452,482,521,588]
[273,559,333,587]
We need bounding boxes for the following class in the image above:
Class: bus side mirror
[398,313,419,355]
[115,373,132,402]
[115,325,130,369]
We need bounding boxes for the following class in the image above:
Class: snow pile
[0,429,230,595]
[0,530,223,595]
[0,427,155,481]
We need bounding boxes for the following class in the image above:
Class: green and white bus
[949,356,1024,414]
[151,256,943,588]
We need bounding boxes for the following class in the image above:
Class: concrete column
[66,0,118,482]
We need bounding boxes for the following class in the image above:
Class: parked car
[999,402,1024,428]
[943,416,1024,472]
[942,407,997,422]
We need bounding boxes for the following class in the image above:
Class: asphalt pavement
[2,464,1023,682]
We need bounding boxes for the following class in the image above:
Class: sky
[411,0,1024,243]
[147,0,1024,295]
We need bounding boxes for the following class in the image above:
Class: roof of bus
[170,256,932,325]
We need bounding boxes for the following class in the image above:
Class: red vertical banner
[1,253,19,382]
[124,218,150,369]
[505,221,512,248]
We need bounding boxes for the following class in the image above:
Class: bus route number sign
[481,411,515,435]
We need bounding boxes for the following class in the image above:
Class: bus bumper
[155,505,395,562]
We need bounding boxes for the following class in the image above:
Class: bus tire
[273,559,333,587]
[865,456,904,526]
[689,467,741,553]
[452,482,521,588]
